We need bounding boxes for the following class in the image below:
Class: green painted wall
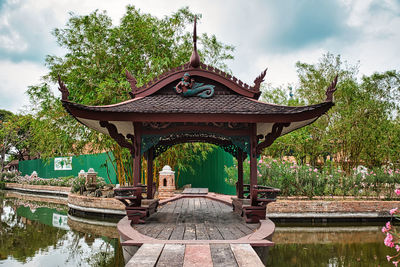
[177,147,236,195]
[19,153,117,184]
[18,149,235,195]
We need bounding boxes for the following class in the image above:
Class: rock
[86,184,97,192]
[105,184,114,190]
[105,191,114,198]
[94,189,102,197]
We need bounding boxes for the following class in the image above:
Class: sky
[0,0,399,113]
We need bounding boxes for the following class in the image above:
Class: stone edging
[68,193,125,215]
[267,200,399,217]
[5,183,70,196]
[5,184,400,218]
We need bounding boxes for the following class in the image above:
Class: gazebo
[59,19,337,223]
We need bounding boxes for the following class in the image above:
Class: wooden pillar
[146,148,154,199]
[133,123,141,186]
[249,123,258,206]
[237,149,244,199]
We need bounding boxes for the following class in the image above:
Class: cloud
[0,0,399,113]
[0,0,133,63]
[258,0,355,52]
[0,0,63,63]
[0,60,46,113]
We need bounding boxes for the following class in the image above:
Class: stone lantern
[158,165,175,199]
[85,168,97,192]
[30,171,38,179]
[78,170,86,179]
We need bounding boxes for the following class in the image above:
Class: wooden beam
[146,148,154,199]
[141,124,249,136]
[237,149,244,199]
[249,124,258,206]
[133,122,142,186]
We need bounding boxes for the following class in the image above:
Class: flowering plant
[383,189,400,266]
[224,157,400,199]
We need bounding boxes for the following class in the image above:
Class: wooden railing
[114,184,158,224]
[250,185,280,206]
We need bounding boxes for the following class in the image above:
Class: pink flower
[396,245,400,252]
[382,226,388,233]
[386,221,392,230]
[387,255,392,262]
[394,261,399,267]
[384,233,394,247]
[309,168,312,172]
[313,168,318,173]
[258,159,263,164]
[390,208,398,215]
[395,189,400,196]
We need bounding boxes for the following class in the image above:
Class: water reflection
[1,190,395,266]
[267,224,393,267]
[0,191,123,267]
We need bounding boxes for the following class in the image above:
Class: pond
[267,223,393,266]
[0,191,124,267]
[0,190,394,267]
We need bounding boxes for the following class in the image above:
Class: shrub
[0,181,5,190]
[225,157,400,199]
[71,176,86,193]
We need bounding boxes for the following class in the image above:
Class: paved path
[133,197,258,240]
[126,243,265,267]
[119,195,274,266]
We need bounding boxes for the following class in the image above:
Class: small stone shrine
[85,168,97,192]
[158,165,176,200]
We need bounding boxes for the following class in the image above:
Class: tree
[27,6,234,184]
[0,112,35,171]
[262,53,400,171]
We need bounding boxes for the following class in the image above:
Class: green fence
[18,148,235,195]
[176,147,236,195]
[19,153,117,184]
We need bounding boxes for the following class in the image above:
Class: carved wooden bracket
[57,75,69,101]
[126,70,139,98]
[325,74,338,102]
[256,123,290,154]
[99,121,134,153]
[252,68,268,92]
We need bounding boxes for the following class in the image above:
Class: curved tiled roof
[63,94,332,115]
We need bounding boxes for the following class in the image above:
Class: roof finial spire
[189,16,200,68]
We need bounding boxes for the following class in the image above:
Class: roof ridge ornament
[325,74,338,102]
[126,70,139,98]
[189,16,200,68]
[252,68,268,92]
[175,72,215,98]
[57,75,69,101]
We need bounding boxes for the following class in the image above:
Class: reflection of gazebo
[60,20,336,223]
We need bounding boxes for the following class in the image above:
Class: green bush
[70,176,107,194]
[71,176,86,193]
[225,157,400,199]
[0,181,5,190]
